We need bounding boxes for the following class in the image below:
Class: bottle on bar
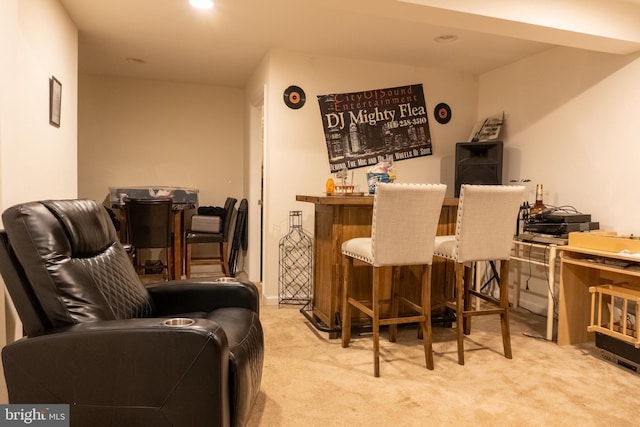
[529,184,546,218]
[325,177,335,194]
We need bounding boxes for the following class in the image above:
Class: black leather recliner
[0,199,263,427]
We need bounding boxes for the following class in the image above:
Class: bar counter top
[296,194,458,206]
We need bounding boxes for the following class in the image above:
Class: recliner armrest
[147,279,260,316]
[2,318,231,426]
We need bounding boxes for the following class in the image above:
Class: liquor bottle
[325,177,335,194]
[529,184,546,217]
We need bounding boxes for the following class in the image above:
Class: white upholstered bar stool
[433,184,524,365]
[341,182,446,377]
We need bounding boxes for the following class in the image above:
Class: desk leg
[173,211,183,280]
[546,245,557,341]
[512,243,521,309]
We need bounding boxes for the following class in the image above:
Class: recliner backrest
[1,200,154,335]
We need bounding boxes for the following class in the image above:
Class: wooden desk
[296,194,458,336]
[558,246,640,346]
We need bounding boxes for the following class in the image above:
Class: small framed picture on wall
[49,76,62,127]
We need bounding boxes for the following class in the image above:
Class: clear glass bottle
[529,184,546,217]
[386,155,396,182]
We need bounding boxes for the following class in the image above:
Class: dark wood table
[296,194,458,337]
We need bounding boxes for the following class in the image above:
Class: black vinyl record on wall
[283,85,306,109]
[434,102,451,124]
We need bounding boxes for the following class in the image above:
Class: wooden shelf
[558,245,640,346]
[561,257,640,278]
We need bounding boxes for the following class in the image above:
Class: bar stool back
[125,198,173,281]
[341,182,446,377]
[434,184,525,365]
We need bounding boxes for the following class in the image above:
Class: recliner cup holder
[163,318,195,327]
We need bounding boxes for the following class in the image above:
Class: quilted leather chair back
[1,199,154,335]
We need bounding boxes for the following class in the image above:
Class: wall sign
[317,83,432,172]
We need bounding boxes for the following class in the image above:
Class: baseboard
[263,294,279,305]
[514,290,553,317]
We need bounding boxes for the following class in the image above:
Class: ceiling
[59,0,640,87]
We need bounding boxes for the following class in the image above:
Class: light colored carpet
[247,304,640,427]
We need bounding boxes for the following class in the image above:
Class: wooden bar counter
[297,194,458,337]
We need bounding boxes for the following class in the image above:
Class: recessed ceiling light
[190,0,214,9]
[126,57,146,64]
[433,34,459,43]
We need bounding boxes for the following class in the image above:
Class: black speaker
[454,141,503,197]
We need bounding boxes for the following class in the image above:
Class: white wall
[1,0,78,208]
[78,75,245,207]
[258,49,479,304]
[478,46,640,314]
[0,0,78,403]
